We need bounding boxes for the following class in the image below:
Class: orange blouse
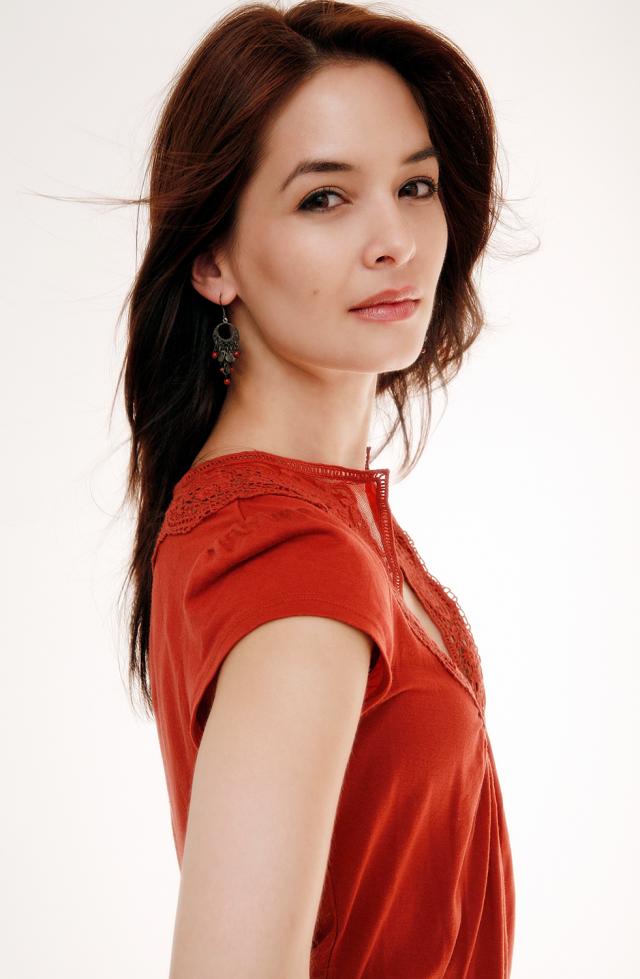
[149,447,515,978]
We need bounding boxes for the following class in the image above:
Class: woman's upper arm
[168,612,374,979]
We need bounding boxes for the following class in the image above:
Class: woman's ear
[191,249,233,304]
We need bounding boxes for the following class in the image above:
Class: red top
[149,448,515,978]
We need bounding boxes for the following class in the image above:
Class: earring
[211,294,240,385]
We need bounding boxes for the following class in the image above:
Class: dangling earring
[211,293,240,385]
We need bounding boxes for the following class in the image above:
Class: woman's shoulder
[152,454,359,569]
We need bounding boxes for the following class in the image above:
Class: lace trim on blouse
[393,522,486,715]
[153,454,486,716]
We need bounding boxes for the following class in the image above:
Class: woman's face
[218,59,448,378]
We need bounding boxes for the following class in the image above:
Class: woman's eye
[402,178,439,199]
[297,177,439,213]
[298,188,343,212]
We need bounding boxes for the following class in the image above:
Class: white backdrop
[2,1,638,976]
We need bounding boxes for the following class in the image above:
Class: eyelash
[297,177,439,213]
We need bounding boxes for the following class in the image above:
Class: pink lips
[350,286,420,309]
[349,299,420,321]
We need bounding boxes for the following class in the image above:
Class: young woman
[121,2,517,975]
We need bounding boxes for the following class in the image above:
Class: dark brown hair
[40,0,536,717]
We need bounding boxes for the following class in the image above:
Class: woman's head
[192,57,447,383]
[116,0,513,715]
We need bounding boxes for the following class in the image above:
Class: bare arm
[168,613,374,979]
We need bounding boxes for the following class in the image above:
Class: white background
[2,1,638,976]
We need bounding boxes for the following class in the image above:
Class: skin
[191,58,448,471]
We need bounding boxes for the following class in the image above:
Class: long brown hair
[37,0,536,718]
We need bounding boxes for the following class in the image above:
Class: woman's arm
[168,613,374,979]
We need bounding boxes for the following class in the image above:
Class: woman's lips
[349,299,420,321]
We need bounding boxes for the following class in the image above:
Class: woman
[121,1,517,975]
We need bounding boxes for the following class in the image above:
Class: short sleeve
[180,493,394,747]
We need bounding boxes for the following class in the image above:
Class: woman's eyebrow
[279,144,440,194]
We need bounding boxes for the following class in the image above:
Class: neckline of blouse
[176,444,390,489]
